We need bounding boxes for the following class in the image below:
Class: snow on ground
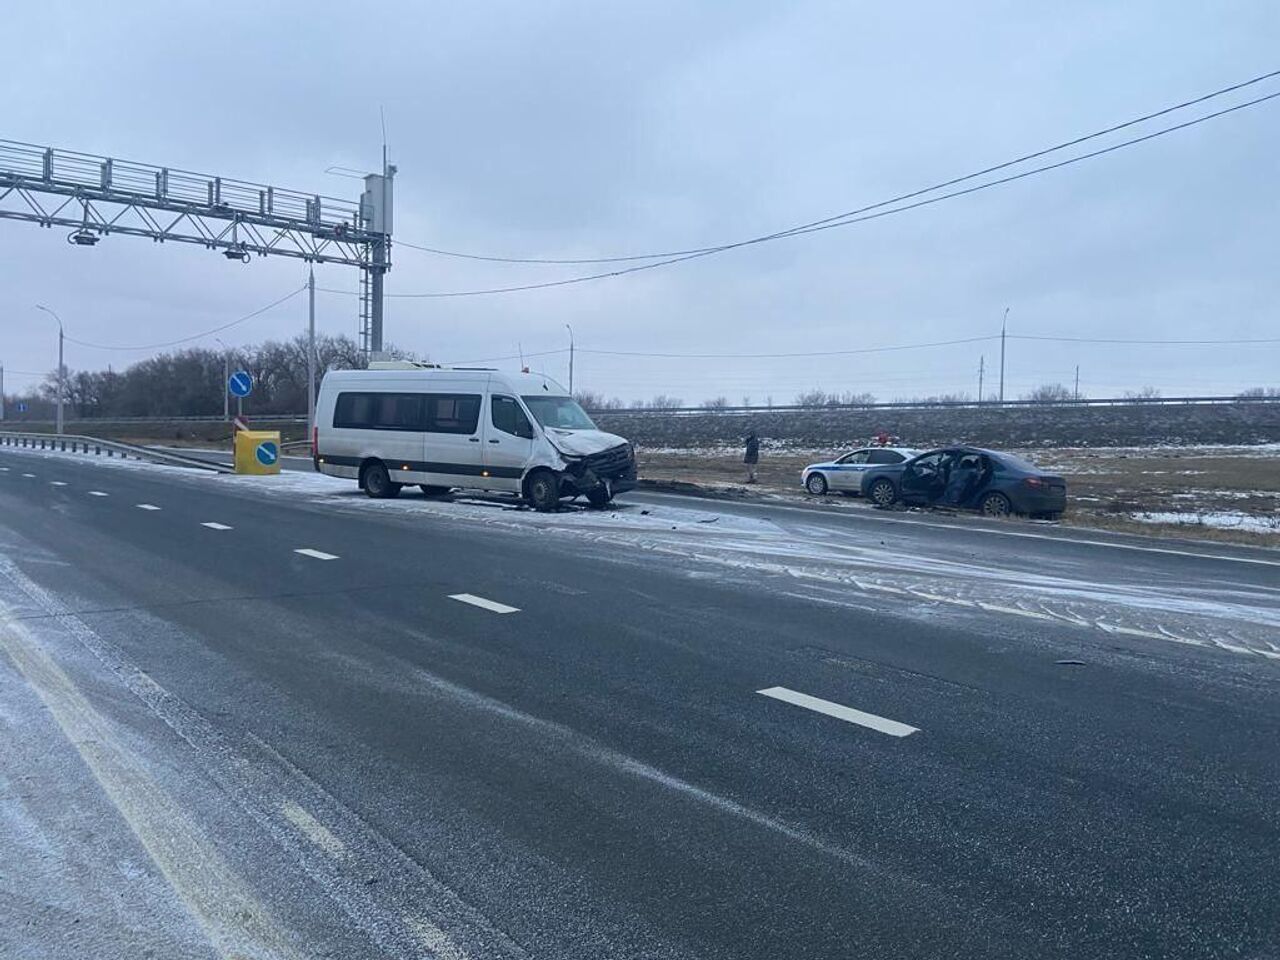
[1130,511,1280,535]
[6,446,1280,660]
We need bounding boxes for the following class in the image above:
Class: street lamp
[565,323,574,395]
[34,304,64,435]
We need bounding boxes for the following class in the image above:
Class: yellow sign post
[234,430,282,475]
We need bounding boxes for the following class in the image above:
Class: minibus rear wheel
[527,469,561,512]
[362,461,401,499]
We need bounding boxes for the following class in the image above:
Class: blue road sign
[16,401,28,413]
[228,370,253,398]
[255,440,279,467]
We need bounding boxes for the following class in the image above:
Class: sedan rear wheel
[868,478,897,507]
[979,491,1012,517]
[805,473,828,496]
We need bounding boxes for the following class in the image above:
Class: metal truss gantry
[0,138,393,354]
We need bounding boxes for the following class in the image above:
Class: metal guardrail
[590,395,1280,416]
[0,397,1273,425]
[0,431,233,473]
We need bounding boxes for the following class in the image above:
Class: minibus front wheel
[526,469,561,512]
[361,460,402,499]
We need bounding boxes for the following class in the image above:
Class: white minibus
[313,363,636,511]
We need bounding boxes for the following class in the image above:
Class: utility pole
[0,363,5,421]
[307,266,317,428]
[1074,364,1080,401]
[565,323,575,394]
[998,307,1009,403]
[978,355,984,403]
[216,337,230,421]
[35,304,64,434]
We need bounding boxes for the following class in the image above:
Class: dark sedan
[859,446,1067,519]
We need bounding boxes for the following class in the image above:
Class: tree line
[2,334,373,420]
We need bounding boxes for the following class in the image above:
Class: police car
[800,446,920,496]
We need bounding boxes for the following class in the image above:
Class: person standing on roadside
[744,429,760,483]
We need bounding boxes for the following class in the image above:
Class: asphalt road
[1,446,1277,960]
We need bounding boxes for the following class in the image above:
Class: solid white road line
[201,522,233,530]
[449,593,520,614]
[294,548,339,560]
[757,686,919,738]
[136,503,161,511]
[49,481,68,486]
[88,490,109,497]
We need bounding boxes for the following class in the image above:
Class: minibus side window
[425,394,481,434]
[334,392,423,430]
[491,395,534,439]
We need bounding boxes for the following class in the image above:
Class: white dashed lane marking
[136,504,161,511]
[448,593,520,614]
[88,490,109,497]
[294,548,338,561]
[757,686,919,738]
[21,473,36,478]
[49,481,68,486]
[201,522,233,530]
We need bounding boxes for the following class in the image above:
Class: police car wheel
[869,478,897,507]
[805,473,828,495]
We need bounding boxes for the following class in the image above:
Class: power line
[577,334,999,360]
[326,88,1280,300]
[435,330,1279,368]
[441,348,569,366]
[395,67,1280,266]
[1010,334,1280,345]
[64,286,307,352]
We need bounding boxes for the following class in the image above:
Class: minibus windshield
[522,396,597,430]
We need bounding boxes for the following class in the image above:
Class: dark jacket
[744,435,760,464]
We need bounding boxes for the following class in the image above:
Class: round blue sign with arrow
[255,440,279,467]
[228,370,253,398]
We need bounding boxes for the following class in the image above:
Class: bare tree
[702,396,729,410]
[794,389,829,408]
[1238,386,1280,398]
[648,395,684,410]
[1022,383,1074,403]
[1124,386,1162,400]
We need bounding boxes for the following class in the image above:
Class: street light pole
[308,266,316,429]
[565,323,574,395]
[35,304,64,434]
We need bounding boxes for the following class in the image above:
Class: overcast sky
[2,1,1278,405]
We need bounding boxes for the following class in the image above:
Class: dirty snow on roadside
[1130,511,1280,535]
